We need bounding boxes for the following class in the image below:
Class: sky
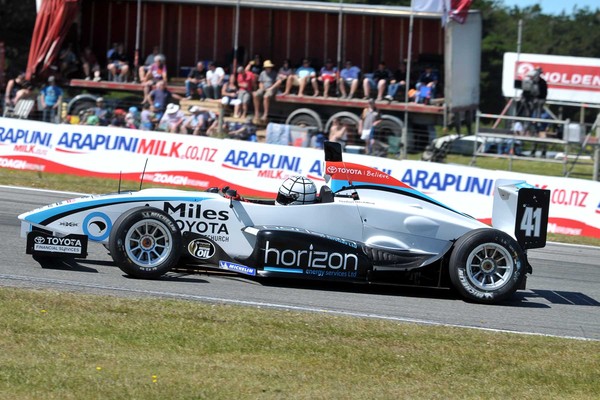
[500,0,600,15]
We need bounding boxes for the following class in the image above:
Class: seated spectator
[4,72,26,108]
[338,60,361,99]
[85,115,100,126]
[384,64,407,102]
[204,62,225,100]
[182,105,213,136]
[141,55,167,102]
[92,97,110,126]
[253,60,278,122]
[314,58,337,98]
[59,43,79,79]
[185,61,207,100]
[221,75,242,117]
[416,65,439,98]
[328,117,347,150]
[110,108,127,127]
[158,103,185,133]
[149,80,175,119]
[138,46,165,83]
[107,42,130,82]
[125,112,138,129]
[228,116,257,140]
[236,65,255,119]
[247,54,263,87]
[276,59,293,90]
[13,80,34,104]
[80,46,101,81]
[363,61,392,101]
[139,102,156,130]
[282,58,317,97]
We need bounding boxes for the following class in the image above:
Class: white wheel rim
[124,220,172,268]
[466,243,515,291]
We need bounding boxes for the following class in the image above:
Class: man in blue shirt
[40,76,63,123]
[338,60,361,99]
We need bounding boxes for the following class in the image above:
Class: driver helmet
[275,176,317,205]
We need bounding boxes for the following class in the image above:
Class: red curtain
[26,0,80,80]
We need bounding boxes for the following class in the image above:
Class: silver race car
[19,142,550,303]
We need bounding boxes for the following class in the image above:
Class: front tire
[109,207,182,279]
[449,228,526,304]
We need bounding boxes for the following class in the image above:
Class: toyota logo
[326,166,338,174]
[34,236,45,244]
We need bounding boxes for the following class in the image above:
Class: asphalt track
[1,186,599,341]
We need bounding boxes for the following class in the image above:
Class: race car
[18,142,550,304]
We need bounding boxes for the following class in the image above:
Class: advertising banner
[1,117,599,238]
[502,52,600,104]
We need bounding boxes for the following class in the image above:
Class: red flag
[450,0,472,24]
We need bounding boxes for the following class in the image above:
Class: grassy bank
[0,288,598,399]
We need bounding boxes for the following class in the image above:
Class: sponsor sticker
[218,261,256,276]
[26,232,88,257]
[188,238,216,260]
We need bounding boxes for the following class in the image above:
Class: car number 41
[520,206,542,238]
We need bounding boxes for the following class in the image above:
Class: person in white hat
[182,105,213,135]
[158,103,185,133]
[253,59,278,122]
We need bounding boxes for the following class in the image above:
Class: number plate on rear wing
[515,188,550,249]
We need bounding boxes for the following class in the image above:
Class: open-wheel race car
[19,142,550,304]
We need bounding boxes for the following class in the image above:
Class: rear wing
[492,180,550,249]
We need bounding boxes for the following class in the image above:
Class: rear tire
[449,228,526,304]
[109,207,182,279]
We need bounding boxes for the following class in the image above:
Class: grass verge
[0,288,598,399]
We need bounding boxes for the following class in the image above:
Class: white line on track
[0,273,597,342]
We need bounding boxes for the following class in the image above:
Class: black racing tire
[449,228,526,304]
[108,207,182,279]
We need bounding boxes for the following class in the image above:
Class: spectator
[236,65,254,119]
[138,46,165,83]
[185,61,207,100]
[80,46,101,81]
[58,43,79,79]
[253,60,278,122]
[140,102,157,131]
[4,72,26,109]
[247,54,263,88]
[141,55,168,103]
[338,60,361,99]
[314,58,337,98]
[39,76,63,123]
[358,99,381,154]
[282,58,317,97]
[385,64,407,102]
[415,65,439,102]
[107,42,130,82]
[85,115,100,126]
[328,117,347,150]
[221,74,242,117]
[204,62,225,100]
[182,105,212,136]
[92,97,110,126]
[158,103,185,133]
[13,80,34,105]
[276,59,293,91]
[363,61,392,101]
[149,80,174,120]
[110,109,127,127]
[125,112,138,129]
[228,116,256,140]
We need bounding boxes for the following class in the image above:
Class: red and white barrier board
[1,117,599,238]
[502,52,600,104]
